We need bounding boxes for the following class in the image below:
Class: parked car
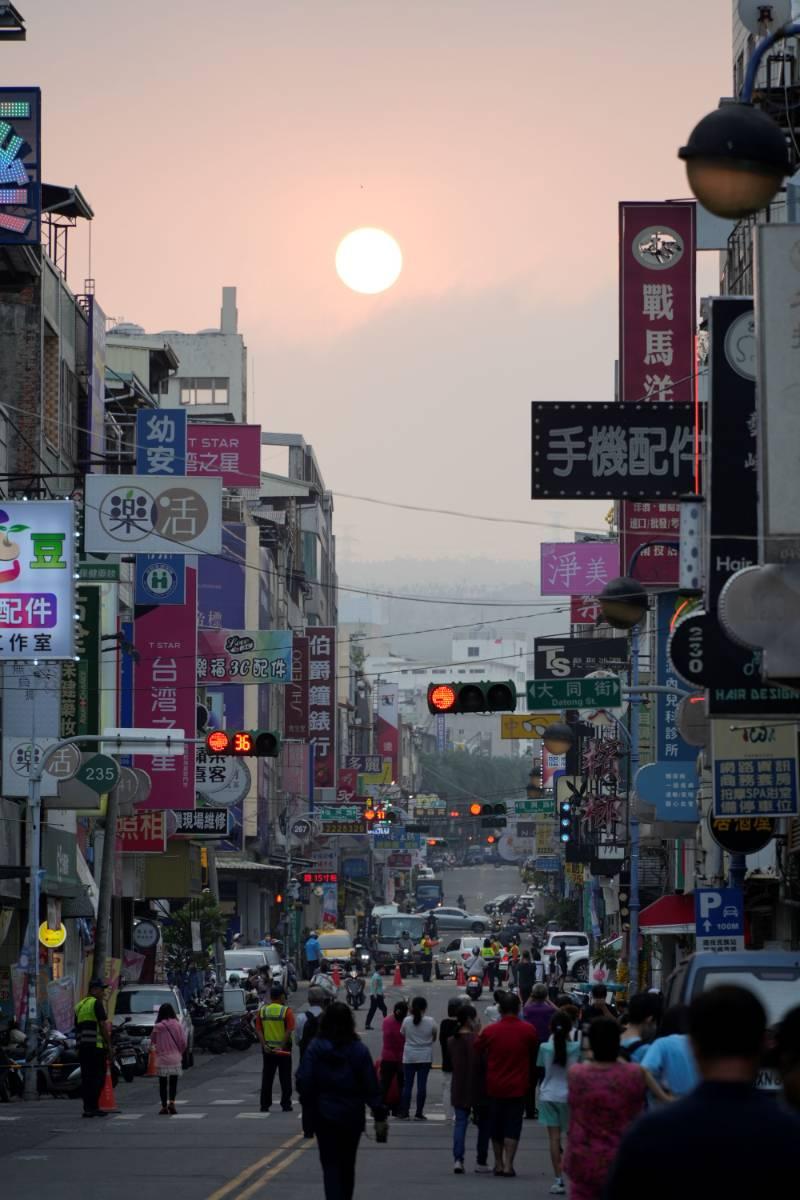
[421,906,487,934]
[113,984,194,1068]
[541,931,591,981]
[435,935,483,977]
[316,929,355,965]
[664,950,800,1090]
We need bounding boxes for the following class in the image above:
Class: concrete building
[106,285,247,421]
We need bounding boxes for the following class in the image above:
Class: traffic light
[205,729,281,757]
[486,835,496,844]
[426,680,517,715]
[469,803,481,816]
[559,800,572,843]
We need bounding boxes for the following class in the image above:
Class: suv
[113,984,194,1068]
[435,936,484,978]
[224,946,289,992]
[541,931,591,982]
[664,950,800,1090]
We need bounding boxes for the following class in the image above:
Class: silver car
[112,983,194,1067]
[423,906,488,934]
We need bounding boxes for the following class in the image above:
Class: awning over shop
[216,858,283,874]
[639,893,695,936]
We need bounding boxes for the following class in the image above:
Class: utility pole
[92,783,120,983]
[205,844,226,982]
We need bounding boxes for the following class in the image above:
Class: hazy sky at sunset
[10,0,732,565]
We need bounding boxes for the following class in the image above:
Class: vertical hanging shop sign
[284,634,309,739]
[376,681,399,781]
[133,565,197,811]
[60,585,100,740]
[619,202,696,586]
[307,627,336,788]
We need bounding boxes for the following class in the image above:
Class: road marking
[205,1135,303,1200]
[170,1112,207,1119]
[15,1155,48,1161]
[211,1098,247,1105]
[0,1116,20,1121]
[236,1144,312,1200]
[236,1112,270,1119]
[113,1113,143,1121]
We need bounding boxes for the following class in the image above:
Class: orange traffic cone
[393,961,402,987]
[456,964,465,987]
[145,1046,158,1077]
[332,964,341,988]
[98,1061,117,1112]
[483,971,490,987]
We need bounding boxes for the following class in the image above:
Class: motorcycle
[344,970,366,1010]
[354,944,371,972]
[465,973,483,1002]
[225,1009,258,1051]
[0,1023,25,1102]
[397,945,414,978]
[112,1023,146,1082]
[190,993,232,1054]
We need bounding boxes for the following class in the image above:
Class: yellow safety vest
[481,946,494,960]
[259,1003,289,1051]
[75,995,104,1050]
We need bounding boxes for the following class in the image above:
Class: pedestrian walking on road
[438,997,461,1121]
[564,1017,669,1200]
[449,1003,491,1175]
[555,941,569,984]
[537,1010,581,1194]
[639,1004,699,1099]
[399,996,438,1120]
[75,977,111,1119]
[380,1000,407,1116]
[296,1001,388,1200]
[474,990,539,1177]
[517,951,536,1005]
[619,992,660,1063]
[304,930,321,980]
[604,986,800,1199]
[364,966,387,1030]
[295,986,329,1060]
[150,1003,187,1115]
[256,983,295,1112]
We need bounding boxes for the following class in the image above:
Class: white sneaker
[453,1161,464,1175]
[475,1164,492,1174]
[550,1180,565,1194]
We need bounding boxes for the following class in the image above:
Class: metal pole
[627,622,641,997]
[22,767,42,1100]
[205,844,226,983]
[93,784,120,984]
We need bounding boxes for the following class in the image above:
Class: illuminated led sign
[0,87,40,245]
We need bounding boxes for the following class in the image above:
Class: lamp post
[678,20,799,217]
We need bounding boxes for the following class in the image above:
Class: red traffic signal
[205,730,281,757]
[426,680,516,715]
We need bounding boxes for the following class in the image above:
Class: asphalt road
[2,862,563,1199]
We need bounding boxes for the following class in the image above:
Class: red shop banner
[619,201,695,585]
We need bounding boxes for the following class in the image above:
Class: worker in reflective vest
[75,977,111,1118]
[256,983,295,1112]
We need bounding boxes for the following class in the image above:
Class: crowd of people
[253,971,800,1200]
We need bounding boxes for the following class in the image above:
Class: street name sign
[526,677,622,711]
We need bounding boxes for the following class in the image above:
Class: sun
[335,227,402,295]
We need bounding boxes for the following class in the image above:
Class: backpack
[619,1039,644,1062]
[299,1009,320,1059]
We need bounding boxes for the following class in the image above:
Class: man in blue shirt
[304,931,321,980]
[619,992,659,1063]
[604,985,800,1199]
[640,1005,699,1097]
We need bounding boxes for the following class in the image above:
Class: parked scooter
[0,1023,25,1101]
[344,969,366,1010]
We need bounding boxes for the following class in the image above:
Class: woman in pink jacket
[150,1003,188,1114]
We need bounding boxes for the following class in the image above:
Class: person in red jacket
[474,990,539,1177]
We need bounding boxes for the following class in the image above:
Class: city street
[1,864,563,1200]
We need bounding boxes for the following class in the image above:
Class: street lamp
[598,577,648,631]
[678,21,798,218]
[542,722,575,756]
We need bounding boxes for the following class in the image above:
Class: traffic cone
[332,964,341,988]
[145,1046,158,1077]
[98,1061,117,1112]
[483,971,490,987]
[393,961,402,987]
[456,964,465,987]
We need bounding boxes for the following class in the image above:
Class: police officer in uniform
[256,983,295,1112]
[75,977,111,1118]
